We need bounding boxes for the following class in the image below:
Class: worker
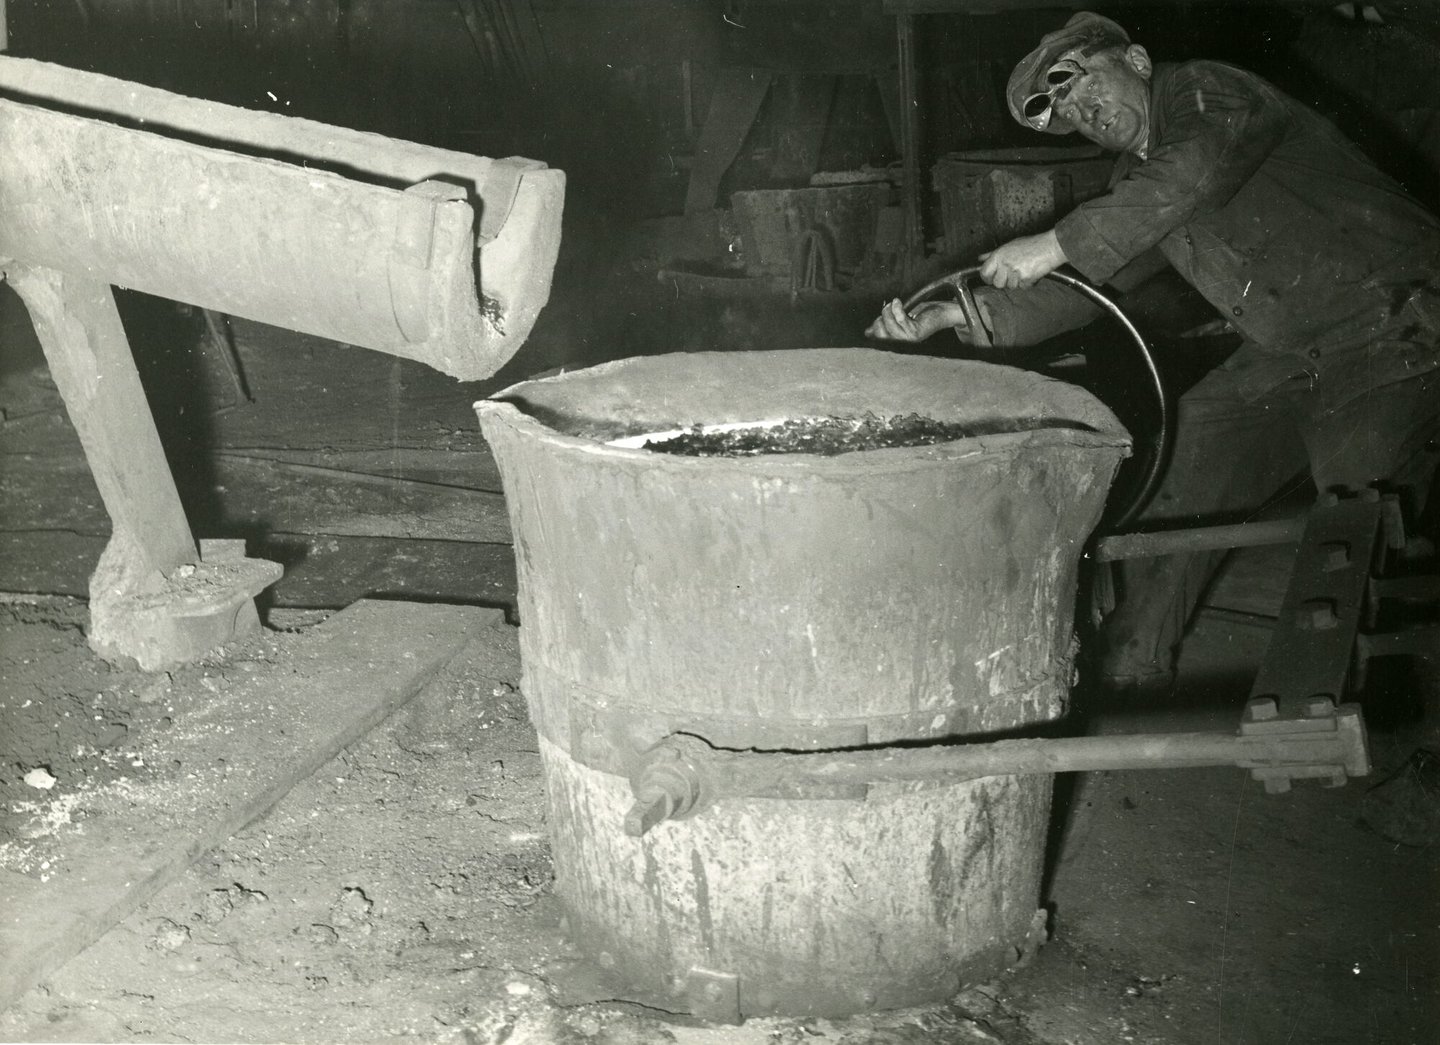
[868,11,1440,718]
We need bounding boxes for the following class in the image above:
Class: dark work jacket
[982,60,1440,410]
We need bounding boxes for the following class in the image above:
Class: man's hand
[979,229,1068,290]
[866,299,972,343]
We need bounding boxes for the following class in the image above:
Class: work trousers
[1096,363,1440,683]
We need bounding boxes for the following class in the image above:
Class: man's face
[1048,45,1152,154]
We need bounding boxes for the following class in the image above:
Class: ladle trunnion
[475,349,1131,1021]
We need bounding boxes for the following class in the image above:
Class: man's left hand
[979,230,1068,290]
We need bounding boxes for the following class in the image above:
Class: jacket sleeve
[975,281,1099,347]
[975,248,1169,348]
[1054,62,1291,283]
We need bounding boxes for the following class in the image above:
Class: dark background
[7,1,1439,222]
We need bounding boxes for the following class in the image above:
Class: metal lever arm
[623,696,1370,837]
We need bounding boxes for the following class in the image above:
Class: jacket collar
[1115,62,1174,169]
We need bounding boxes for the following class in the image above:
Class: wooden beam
[0,599,498,1012]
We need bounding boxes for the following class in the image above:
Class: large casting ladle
[901,265,1169,531]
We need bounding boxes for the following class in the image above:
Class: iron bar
[681,714,1361,793]
[1093,517,1305,562]
[624,697,1370,835]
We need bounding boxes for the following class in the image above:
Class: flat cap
[1006,12,1130,134]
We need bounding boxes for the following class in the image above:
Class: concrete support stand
[6,264,278,669]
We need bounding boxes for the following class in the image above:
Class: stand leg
[7,264,275,668]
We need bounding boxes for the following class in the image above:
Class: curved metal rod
[903,266,1168,530]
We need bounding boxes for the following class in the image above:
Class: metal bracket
[1246,491,1384,717]
[1238,695,1367,794]
[1241,491,1438,767]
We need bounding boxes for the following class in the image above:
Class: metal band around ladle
[902,266,1169,530]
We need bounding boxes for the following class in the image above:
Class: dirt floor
[0,252,1437,1044]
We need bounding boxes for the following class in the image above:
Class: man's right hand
[865,299,976,343]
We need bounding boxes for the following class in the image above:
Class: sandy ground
[0,268,1437,1043]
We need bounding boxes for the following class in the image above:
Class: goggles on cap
[1022,58,1086,131]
